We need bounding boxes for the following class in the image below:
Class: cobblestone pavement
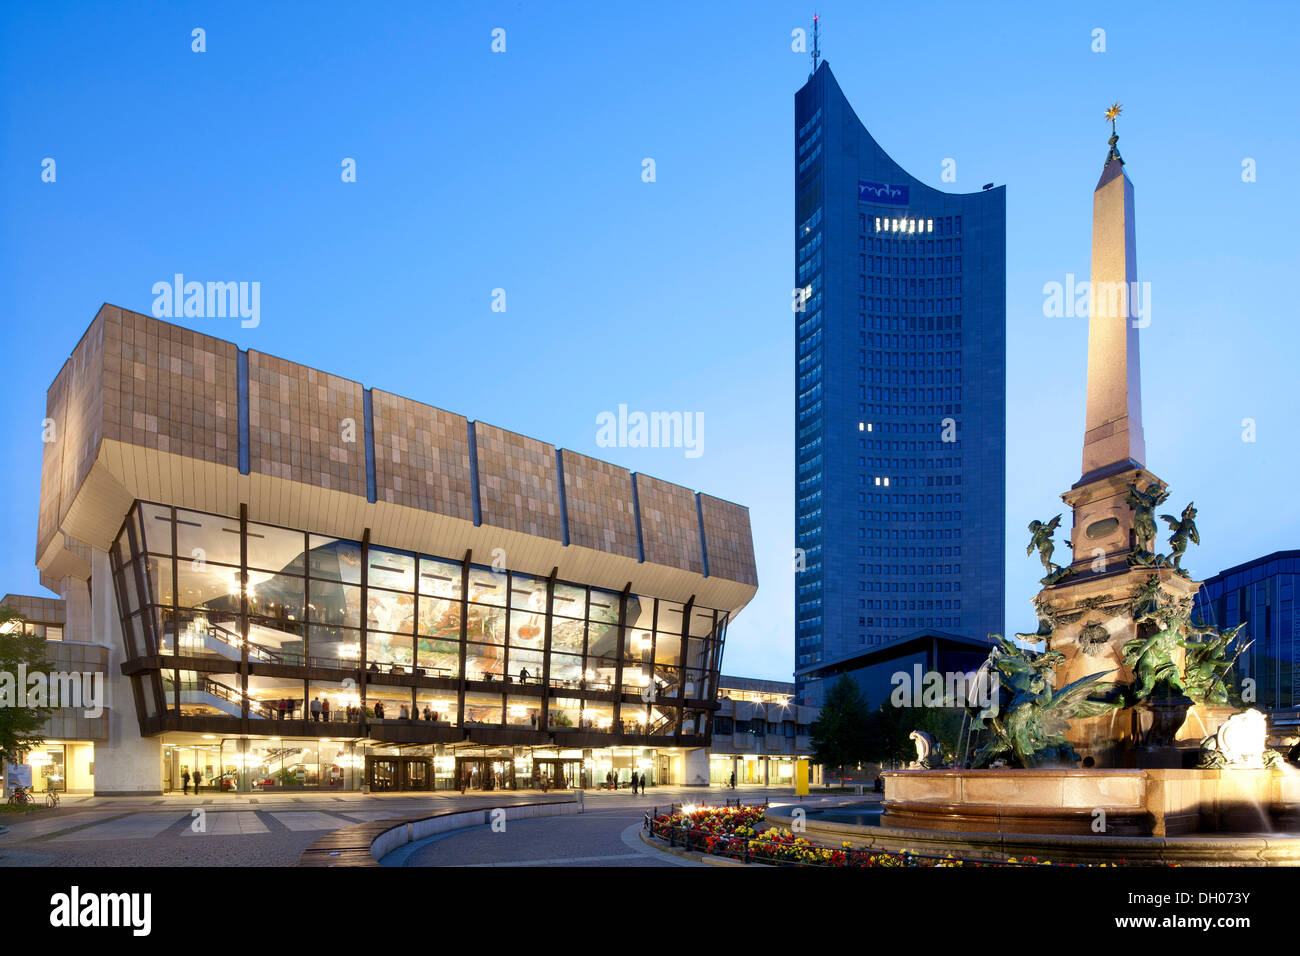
[391,805,700,867]
[0,785,792,867]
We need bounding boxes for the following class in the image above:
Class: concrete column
[90,547,162,795]
[683,747,708,787]
[61,574,91,642]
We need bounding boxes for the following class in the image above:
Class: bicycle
[6,786,33,806]
[44,786,60,808]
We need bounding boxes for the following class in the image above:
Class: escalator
[168,619,291,664]
[175,676,277,718]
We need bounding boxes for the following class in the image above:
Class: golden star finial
[1104,102,1123,131]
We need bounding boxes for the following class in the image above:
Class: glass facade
[1193,550,1300,715]
[793,61,1005,705]
[110,500,729,753]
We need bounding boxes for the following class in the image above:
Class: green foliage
[275,767,303,787]
[808,675,871,778]
[0,606,52,769]
[864,702,965,765]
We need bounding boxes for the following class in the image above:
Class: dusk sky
[3,1,1297,684]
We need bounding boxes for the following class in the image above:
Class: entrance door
[490,760,515,791]
[366,757,431,792]
[369,759,399,792]
[405,759,430,791]
[532,758,581,789]
[455,758,493,790]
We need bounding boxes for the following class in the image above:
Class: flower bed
[646,805,1113,867]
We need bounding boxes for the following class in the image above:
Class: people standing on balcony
[278,698,287,720]
[310,696,322,722]
[322,697,330,722]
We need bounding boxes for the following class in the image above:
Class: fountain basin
[881,767,1300,837]
[765,800,1300,866]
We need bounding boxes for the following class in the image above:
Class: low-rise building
[0,593,104,794]
[709,675,822,786]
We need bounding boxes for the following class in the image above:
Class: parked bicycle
[6,785,33,806]
[44,785,60,808]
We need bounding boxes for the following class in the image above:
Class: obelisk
[1060,105,1160,578]
[1081,107,1145,480]
[1033,106,1202,765]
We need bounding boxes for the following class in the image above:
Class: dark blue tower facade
[793,62,1005,706]
[1193,551,1300,723]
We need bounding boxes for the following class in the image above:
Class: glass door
[405,759,430,791]
[369,758,398,792]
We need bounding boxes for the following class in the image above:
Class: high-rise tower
[793,61,1006,705]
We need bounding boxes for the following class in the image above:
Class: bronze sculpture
[1126,482,1169,547]
[1126,481,1170,567]
[969,635,1118,768]
[1013,598,1057,645]
[1027,515,1071,585]
[1182,623,1249,706]
[1160,502,1199,575]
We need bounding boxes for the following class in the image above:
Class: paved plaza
[0,785,804,867]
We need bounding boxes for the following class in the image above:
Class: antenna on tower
[811,14,820,73]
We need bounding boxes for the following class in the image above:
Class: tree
[0,606,52,784]
[864,702,965,766]
[808,675,871,785]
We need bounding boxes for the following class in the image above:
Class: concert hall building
[31,305,758,794]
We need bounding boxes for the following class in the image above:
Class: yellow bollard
[794,758,809,797]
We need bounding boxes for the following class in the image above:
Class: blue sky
[2,1,1297,682]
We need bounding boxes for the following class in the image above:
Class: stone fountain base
[766,799,1300,867]
[881,767,1300,837]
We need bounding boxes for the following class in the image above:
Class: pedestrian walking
[181,770,190,795]
[631,772,639,795]
[193,769,203,794]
